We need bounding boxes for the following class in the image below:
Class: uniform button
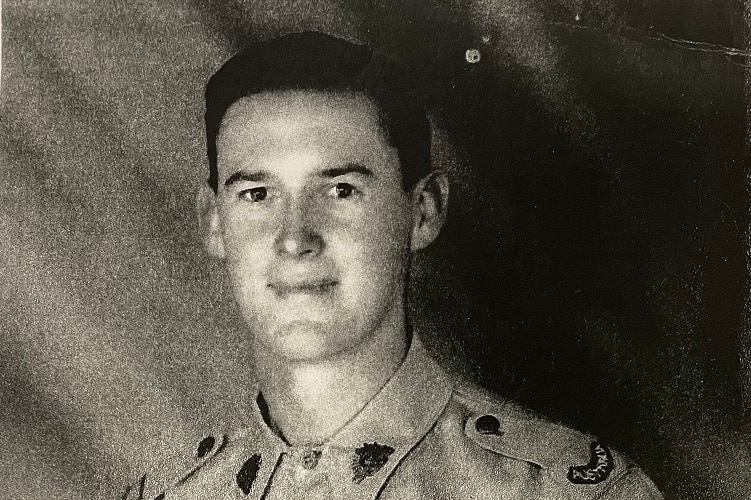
[475,415,501,435]
[196,436,216,458]
[301,449,322,470]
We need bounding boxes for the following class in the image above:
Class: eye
[238,187,267,202]
[330,183,357,199]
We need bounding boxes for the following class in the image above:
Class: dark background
[2,1,749,498]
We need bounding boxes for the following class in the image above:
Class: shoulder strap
[455,389,631,498]
[118,433,228,499]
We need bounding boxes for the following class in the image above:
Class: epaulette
[454,387,631,498]
[119,432,228,500]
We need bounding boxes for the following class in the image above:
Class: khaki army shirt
[121,337,663,499]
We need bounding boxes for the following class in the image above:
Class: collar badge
[351,442,395,483]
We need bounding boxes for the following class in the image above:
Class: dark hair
[204,31,431,192]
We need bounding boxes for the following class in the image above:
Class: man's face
[209,90,415,361]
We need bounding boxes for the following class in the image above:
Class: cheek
[220,214,275,271]
[337,207,412,276]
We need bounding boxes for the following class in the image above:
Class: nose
[273,200,324,258]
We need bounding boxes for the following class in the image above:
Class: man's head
[197,32,448,362]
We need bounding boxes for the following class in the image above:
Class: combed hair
[204,31,431,192]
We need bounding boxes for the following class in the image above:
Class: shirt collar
[239,334,455,499]
[326,334,453,449]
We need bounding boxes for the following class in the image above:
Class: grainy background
[1,1,749,499]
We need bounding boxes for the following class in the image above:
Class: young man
[121,32,662,499]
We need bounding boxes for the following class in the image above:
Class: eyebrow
[319,163,374,178]
[224,171,269,187]
[223,163,374,188]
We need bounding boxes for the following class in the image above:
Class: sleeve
[596,467,664,500]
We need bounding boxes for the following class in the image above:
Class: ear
[195,183,226,259]
[410,171,449,252]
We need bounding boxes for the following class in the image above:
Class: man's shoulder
[431,378,663,499]
[448,378,605,474]
[118,431,230,500]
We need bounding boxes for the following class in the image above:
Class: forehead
[215,90,402,181]
[218,90,386,144]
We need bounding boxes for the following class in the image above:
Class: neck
[253,319,409,446]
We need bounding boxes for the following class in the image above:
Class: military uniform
[120,336,663,499]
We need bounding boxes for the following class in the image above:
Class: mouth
[268,279,338,297]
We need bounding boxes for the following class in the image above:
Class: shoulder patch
[568,442,614,484]
[119,433,228,499]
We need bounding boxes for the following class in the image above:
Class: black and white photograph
[1,1,750,499]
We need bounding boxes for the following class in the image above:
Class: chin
[263,320,355,362]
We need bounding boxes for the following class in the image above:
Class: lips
[268,279,338,296]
